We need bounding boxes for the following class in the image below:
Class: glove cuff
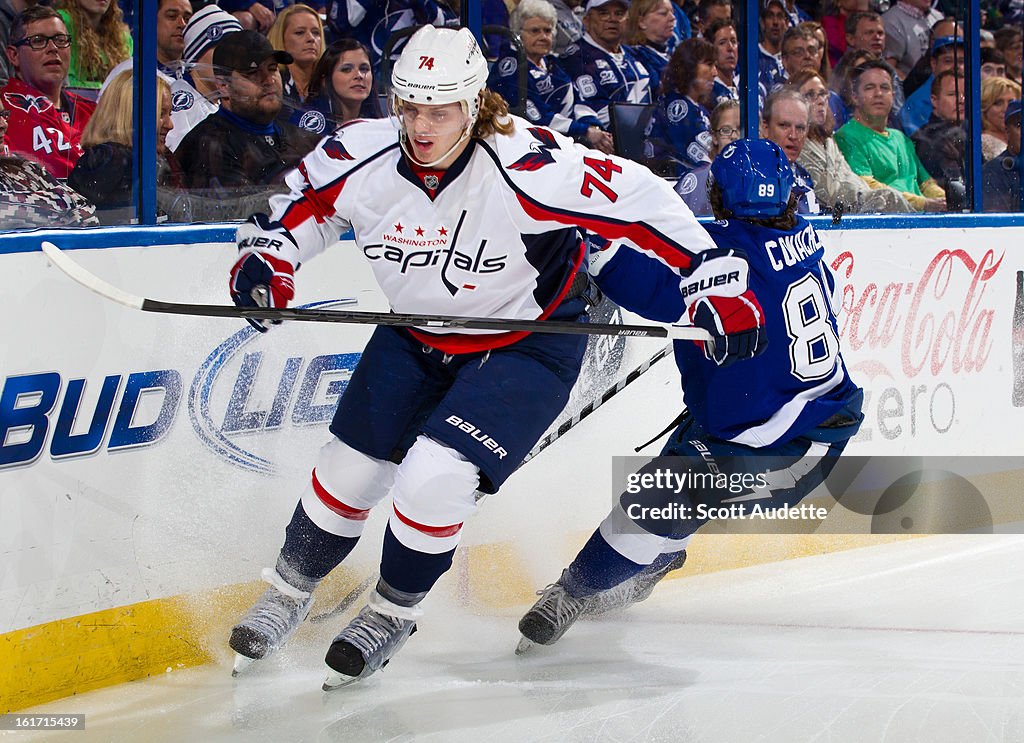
[236,217,300,269]
[680,251,749,310]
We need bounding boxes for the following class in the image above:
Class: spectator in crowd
[778,0,810,27]
[830,47,873,128]
[561,0,654,128]
[298,38,380,135]
[982,98,1021,212]
[489,0,611,152]
[759,0,787,96]
[647,37,715,177]
[674,97,739,216]
[2,6,95,180]
[167,5,242,152]
[0,103,99,229]
[68,70,180,223]
[834,59,945,212]
[845,11,885,60]
[268,4,323,108]
[55,0,132,90]
[981,76,1022,162]
[981,47,1007,80]
[625,0,675,93]
[911,69,966,190]
[789,69,911,214]
[882,0,942,79]
[175,30,320,191]
[901,16,961,97]
[821,0,868,66]
[779,25,820,84]
[0,0,19,88]
[994,26,1022,85]
[549,0,585,56]
[325,0,456,68]
[900,35,965,135]
[220,0,276,34]
[760,88,817,213]
[692,0,730,40]
[798,21,831,83]
[706,17,738,106]
[100,0,193,94]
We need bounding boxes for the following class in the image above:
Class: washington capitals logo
[321,136,354,161]
[4,91,52,114]
[507,127,560,172]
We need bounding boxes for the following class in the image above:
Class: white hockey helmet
[391,25,489,120]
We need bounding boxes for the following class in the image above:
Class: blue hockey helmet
[709,138,794,218]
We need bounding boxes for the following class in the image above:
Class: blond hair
[473,89,515,138]
[981,76,1022,133]
[267,4,323,58]
[55,0,131,84]
[80,70,170,149]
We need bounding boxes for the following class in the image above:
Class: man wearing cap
[899,35,964,135]
[163,4,243,152]
[560,0,654,129]
[983,99,1022,212]
[174,30,319,191]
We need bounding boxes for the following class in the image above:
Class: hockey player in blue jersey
[518,138,864,650]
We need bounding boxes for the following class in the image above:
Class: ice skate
[229,567,314,676]
[516,571,589,653]
[322,595,420,690]
[583,551,687,616]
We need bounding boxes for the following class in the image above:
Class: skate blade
[232,653,256,677]
[515,636,537,655]
[322,669,361,691]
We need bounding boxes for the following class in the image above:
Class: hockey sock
[379,524,456,596]
[564,529,648,596]
[280,501,360,582]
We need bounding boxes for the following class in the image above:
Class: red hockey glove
[229,216,299,332]
[687,290,767,367]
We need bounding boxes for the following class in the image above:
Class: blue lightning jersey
[325,0,457,65]
[595,215,861,446]
[487,50,601,140]
[648,92,712,177]
[559,35,654,126]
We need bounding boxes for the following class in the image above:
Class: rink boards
[2,219,1023,710]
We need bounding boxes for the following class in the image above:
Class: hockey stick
[40,242,712,343]
[309,574,376,624]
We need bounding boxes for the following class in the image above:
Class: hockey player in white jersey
[225,23,742,690]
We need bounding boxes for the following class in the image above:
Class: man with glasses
[779,26,820,84]
[1,6,94,181]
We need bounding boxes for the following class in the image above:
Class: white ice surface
[12,534,1024,743]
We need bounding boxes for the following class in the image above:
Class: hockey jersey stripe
[311,468,371,520]
[392,505,463,538]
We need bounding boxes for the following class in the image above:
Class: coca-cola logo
[831,248,1002,380]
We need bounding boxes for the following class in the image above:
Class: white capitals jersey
[269,116,715,353]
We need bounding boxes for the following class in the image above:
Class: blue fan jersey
[325,0,457,65]
[594,215,861,446]
[487,51,601,140]
[560,35,654,126]
[648,92,712,177]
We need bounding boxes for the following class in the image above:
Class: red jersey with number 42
[1,79,95,180]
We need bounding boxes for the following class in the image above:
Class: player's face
[399,100,471,167]
[763,98,808,163]
[157,0,191,62]
[799,77,829,127]
[848,18,885,56]
[981,62,1006,79]
[586,3,627,51]
[8,18,71,92]
[332,49,372,107]
[222,59,284,125]
[712,26,738,73]
[157,94,173,156]
[283,10,322,67]
[852,68,894,121]
[931,75,965,123]
[639,0,675,46]
[984,90,1016,133]
[519,16,554,62]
